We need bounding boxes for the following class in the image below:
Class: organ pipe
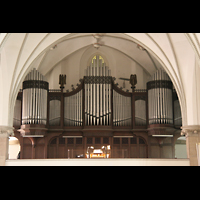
[112,90,131,126]
[147,69,173,125]
[84,55,111,126]
[64,90,83,126]
[22,68,49,125]
[49,99,61,126]
[135,99,146,126]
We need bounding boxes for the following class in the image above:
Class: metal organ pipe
[147,69,173,125]
[84,55,111,126]
[64,89,83,126]
[22,68,49,125]
[112,90,131,126]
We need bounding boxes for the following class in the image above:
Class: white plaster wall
[175,144,187,158]
[45,45,151,91]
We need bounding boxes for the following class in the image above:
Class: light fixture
[93,33,103,49]
[113,136,133,138]
[93,43,101,49]
[152,135,173,137]
[63,136,82,138]
[22,135,44,137]
[93,33,103,39]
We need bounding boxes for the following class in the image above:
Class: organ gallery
[13,55,182,159]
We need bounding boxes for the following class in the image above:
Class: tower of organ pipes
[147,69,173,125]
[22,68,49,125]
[84,55,112,126]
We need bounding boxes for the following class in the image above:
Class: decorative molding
[49,96,61,101]
[135,96,146,101]
[181,125,200,137]
[84,76,112,84]
[0,126,14,137]
[23,80,49,90]
[147,80,173,90]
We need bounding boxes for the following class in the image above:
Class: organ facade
[13,55,182,159]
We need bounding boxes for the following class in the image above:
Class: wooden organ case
[14,57,182,159]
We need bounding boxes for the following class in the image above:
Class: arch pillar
[0,126,14,166]
[181,125,200,166]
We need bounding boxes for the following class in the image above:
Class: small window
[131,137,137,144]
[87,137,93,144]
[113,138,120,144]
[68,138,74,144]
[76,138,82,144]
[50,138,57,145]
[103,137,109,144]
[122,138,128,144]
[59,137,65,144]
[92,55,105,64]
[95,137,101,144]
[139,138,145,144]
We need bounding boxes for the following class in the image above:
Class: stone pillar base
[0,126,14,166]
[181,125,200,166]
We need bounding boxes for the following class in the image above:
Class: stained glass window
[92,55,105,64]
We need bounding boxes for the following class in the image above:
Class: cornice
[181,125,200,137]
[0,126,14,137]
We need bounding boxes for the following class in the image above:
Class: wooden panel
[130,146,137,158]
[48,145,56,158]
[23,145,32,159]
[35,145,44,159]
[139,145,147,158]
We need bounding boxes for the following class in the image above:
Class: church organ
[14,57,182,159]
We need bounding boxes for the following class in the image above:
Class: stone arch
[0,33,198,129]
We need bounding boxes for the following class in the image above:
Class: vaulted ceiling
[32,33,163,77]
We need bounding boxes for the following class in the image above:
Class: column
[0,126,14,166]
[181,125,200,166]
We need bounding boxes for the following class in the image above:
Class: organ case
[15,65,182,139]
[19,68,49,137]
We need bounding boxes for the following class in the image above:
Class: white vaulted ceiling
[35,33,162,77]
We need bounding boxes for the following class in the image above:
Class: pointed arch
[87,52,109,67]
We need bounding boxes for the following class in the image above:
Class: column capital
[181,125,200,137]
[0,126,14,137]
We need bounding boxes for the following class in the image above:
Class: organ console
[14,56,182,159]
